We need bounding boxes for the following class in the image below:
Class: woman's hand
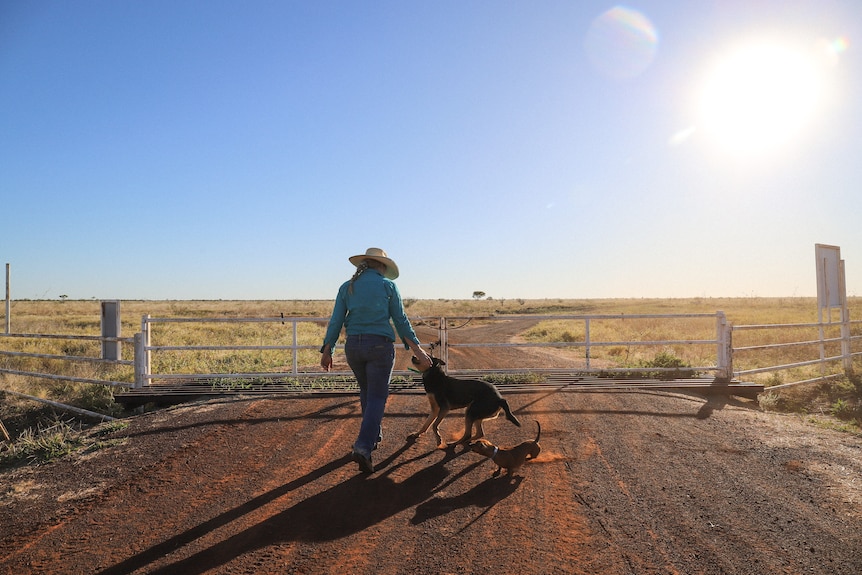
[320,348,333,371]
[413,352,432,371]
[409,342,432,372]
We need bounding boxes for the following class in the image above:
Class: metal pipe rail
[0,349,134,366]
[733,337,845,353]
[149,345,298,352]
[732,321,834,330]
[767,373,846,390]
[431,313,719,320]
[433,312,725,376]
[731,318,860,388]
[0,331,136,393]
[448,340,718,348]
[0,332,134,343]
[0,368,130,387]
[735,354,850,377]
[136,315,323,386]
[0,389,116,422]
[136,312,730,387]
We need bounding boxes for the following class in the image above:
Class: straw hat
[348,247,400,280]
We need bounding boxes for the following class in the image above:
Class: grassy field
[1,297,861,461]
[3,296,859,376]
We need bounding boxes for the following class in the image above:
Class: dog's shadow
[410,474,524,526]
[99,437,522,575]
[126,442,477,575]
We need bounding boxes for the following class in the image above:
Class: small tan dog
[471,421,541,476]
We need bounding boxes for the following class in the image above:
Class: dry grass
[1,297,861,439]
[3,297,861,377]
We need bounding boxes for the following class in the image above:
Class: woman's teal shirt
[322,269,419,351]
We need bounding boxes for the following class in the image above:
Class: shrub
[758,391,781,411]
[636,351,696,380]
[831,398,853,418]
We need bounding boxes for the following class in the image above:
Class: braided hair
[347,259,388,294]
[347,261,370,295]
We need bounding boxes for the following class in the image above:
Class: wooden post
[101,300,121,361]
[134,333,144,389]
[716,311,732,381]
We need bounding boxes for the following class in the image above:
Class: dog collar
[491,446,499,458]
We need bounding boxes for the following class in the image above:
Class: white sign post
[814,244,851,370]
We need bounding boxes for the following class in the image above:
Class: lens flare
[584,6,659,80]
[830,36,850,54]
[817,36,849,67]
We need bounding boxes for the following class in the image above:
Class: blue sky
[1,0,860,301]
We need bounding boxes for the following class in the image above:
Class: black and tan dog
[408,357,521,448]
[471,421,541,476]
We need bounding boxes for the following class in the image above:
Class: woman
[320,247,432,473]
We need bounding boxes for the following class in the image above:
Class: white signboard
[815,244,842,309]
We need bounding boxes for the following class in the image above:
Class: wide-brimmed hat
[348,247,399,280]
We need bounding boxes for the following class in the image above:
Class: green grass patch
[0,418,81,465]
[0,418,130,467]
[482,372,546,385]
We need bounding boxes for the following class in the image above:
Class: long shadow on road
[98,441,508,575]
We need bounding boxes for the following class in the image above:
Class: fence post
[716,311,732,381]
[133,333,144,388]
[292,319,299,375]
[842,306,852,372]
[136,314,151,388]
[584,317,591,370]
[101,300,121,361]
[439,317,448,367]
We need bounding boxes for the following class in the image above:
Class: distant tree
[59,294,68,302]
[472,291,486,300]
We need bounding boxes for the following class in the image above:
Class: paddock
[5,305,861,415]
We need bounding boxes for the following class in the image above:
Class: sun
[697,39,824,157]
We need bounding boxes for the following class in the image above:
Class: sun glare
[698,39,824,158]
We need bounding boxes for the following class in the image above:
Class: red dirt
[2,389,861,575]
[2,321,862,574]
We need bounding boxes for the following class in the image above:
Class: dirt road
[2,386,861,575]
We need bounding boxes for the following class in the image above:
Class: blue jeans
[344,334,395,456]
